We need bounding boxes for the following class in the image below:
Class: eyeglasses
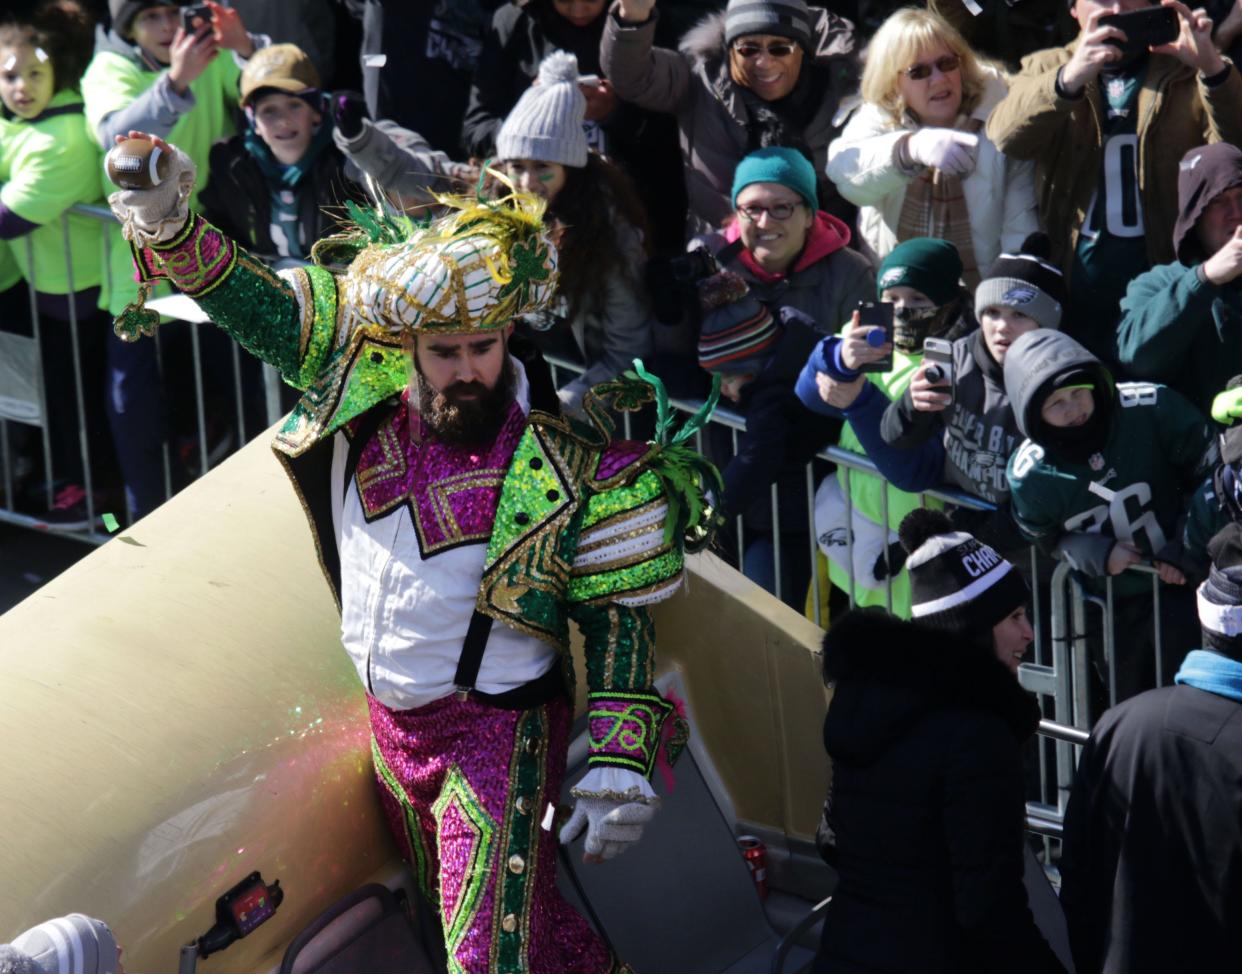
[733,40,798,60]
[902,54,961,81]
[737,201,803,221]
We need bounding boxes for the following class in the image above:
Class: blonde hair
[860,8,989,127]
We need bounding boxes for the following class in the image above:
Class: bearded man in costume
[105,133,721,974]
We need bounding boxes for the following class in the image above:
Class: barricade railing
[0,204,285,544]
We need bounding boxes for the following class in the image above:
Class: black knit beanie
[109,0,185,39]
[974,233,1066,331]
[900,509,1028,636]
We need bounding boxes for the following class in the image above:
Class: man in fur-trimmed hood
[601,0,858,236]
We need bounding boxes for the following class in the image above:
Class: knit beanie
[974,233,1066,330]
[724,0,815,50]
[1172,143,1242,264]
[697,289,780,374]
[900,509,1028,635]
[495,51,588,168]
[1197,522,1242,657]
[731,146,818,209]
[5,915,120,974]
[110,0,184,40]
[876,238,962,307]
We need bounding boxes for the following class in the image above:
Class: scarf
[243,117,335,189]
[1175,649,1242,703]
[896,116,983,289]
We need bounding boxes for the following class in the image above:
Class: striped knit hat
[697,297,779,374]
[900,509,1028,635]
[974,233,1065,331]
[3,915,120,974]
[724,0,815,50]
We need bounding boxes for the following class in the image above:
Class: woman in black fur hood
[813,508,1066,973]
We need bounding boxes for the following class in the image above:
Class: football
[105,137,171,190]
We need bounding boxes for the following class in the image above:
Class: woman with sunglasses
[602,0,858,238]
[826,8,1037,287]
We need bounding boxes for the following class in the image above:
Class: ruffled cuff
[570,766,659,805]
[586,689,687,777]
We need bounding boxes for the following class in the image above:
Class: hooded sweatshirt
[1114,143,1242,416]
[1004,330,1214,595]
[81,26,246,315]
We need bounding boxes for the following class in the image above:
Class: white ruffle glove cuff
[559,767,659,860]
[107,143,197,248]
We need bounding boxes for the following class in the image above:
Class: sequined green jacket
[132,216,691,760]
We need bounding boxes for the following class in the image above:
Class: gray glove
[107,142,197,247]
[558,795,658,860]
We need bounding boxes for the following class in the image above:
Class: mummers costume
[106,141,720,973]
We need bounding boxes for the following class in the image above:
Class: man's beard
[416,360,516,446]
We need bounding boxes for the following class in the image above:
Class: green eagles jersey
[1007,381,1213,597]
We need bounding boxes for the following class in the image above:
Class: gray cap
[496,50,588,168]
[724,0,814,49]
[4,915,120,974]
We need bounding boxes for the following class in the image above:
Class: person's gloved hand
[904,128,979,177]
[106,133,196,247]
[559,794,658,862]
[332,90,369,140]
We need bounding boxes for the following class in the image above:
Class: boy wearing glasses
[987,0,1242,361]
[601,0,858,236]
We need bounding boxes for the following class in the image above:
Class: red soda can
[737,835,768,899]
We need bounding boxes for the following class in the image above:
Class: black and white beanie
[974,233,1066,331]
[724,0,815,50]
[2,915,120,974]
[899,509,1028,635]
[1198,522,1242,656]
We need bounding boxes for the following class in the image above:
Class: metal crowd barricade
[0,205,286,544]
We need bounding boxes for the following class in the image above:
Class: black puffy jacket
[814,610,1064,974]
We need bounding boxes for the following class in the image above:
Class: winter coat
[1004,330,1213,595]
[199,133,362,262]
[826,68,1038,271]
[1060,678,1242,973]
[985,42,1242,272]
[1114,261,1242,417]
[601,5,858,237]
[815,610,1063,974]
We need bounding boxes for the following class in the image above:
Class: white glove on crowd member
[559,766,659,861]
[106,136,197,248]
[903,128,979,177]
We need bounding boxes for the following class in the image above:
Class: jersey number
[1063,481,1167,553]
[1081,135,1144,240]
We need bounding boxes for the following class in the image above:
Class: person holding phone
[879,235,1067,557]
[987,0,1242,362]
[826,7,1038,287]
[794,237,973,616]
[81,0,267,519]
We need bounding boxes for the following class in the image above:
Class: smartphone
[1099,7,1178,59]
[922,337,955,405]
[857,301,894,374]
[577,74,602,89]
[181,3,211,33]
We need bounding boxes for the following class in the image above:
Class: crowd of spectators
[3,0,1242,967]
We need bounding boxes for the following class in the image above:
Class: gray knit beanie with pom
[495,50,589,168]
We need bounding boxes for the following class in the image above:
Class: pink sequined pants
[368,691,622,973]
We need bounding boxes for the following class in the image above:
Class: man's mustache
[440,381,490,401]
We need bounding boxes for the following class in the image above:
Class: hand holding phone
[914,337,954,411]
[852,301,895,374]
[1098,6,1178,61]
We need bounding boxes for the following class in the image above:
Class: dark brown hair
[547,153,652,322]
[0,0,96,94]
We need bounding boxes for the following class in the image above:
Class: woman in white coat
[826,9,1037,287]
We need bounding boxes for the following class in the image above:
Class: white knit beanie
[4,915,120,974]
[495,51,588,168]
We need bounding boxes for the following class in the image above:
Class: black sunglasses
[902,54,962,81]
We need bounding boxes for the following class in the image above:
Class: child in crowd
[0,0,115,529]
[880,234,1066,555]
[495,51,654,414]
[796,237,973,616]
[81,0,264,519]
[199,43,361,264]
[1005,329,1214,704]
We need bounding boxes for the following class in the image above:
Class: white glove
[904,128,979,178]
[559,767,659,860]
[107,141,197,247]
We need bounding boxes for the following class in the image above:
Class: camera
[665,249,719,285]
[181,3,212,33]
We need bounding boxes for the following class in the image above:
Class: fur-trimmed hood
[678,9,857,71]
[822,609,1040,766]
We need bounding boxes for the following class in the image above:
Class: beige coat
[985,44,1242,272]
